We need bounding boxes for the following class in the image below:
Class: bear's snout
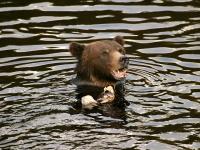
[120,56,129,68]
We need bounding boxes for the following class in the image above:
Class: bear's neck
[75,76,116,88]
[76,84,104,100]
[75,78,126,102]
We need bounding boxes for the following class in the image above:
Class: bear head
[69,36,128,87]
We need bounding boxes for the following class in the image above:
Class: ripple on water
[0,0,200,150]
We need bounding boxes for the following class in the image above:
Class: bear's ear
[114,36,124,46]
[69,42,85,59]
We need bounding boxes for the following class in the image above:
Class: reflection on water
[0,0,200,149]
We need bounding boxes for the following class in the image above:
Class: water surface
[0,0,200,149]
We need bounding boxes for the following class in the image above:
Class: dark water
[0,0,200,149]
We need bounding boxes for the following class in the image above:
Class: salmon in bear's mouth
[111,68,127,80]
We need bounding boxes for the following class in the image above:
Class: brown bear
[69,36,129,114]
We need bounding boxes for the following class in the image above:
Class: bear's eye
[102,49,109,55]
[118,48,125,54]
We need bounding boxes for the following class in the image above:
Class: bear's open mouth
[112,68,127,80]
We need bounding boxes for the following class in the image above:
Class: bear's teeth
[112,69,127,80]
